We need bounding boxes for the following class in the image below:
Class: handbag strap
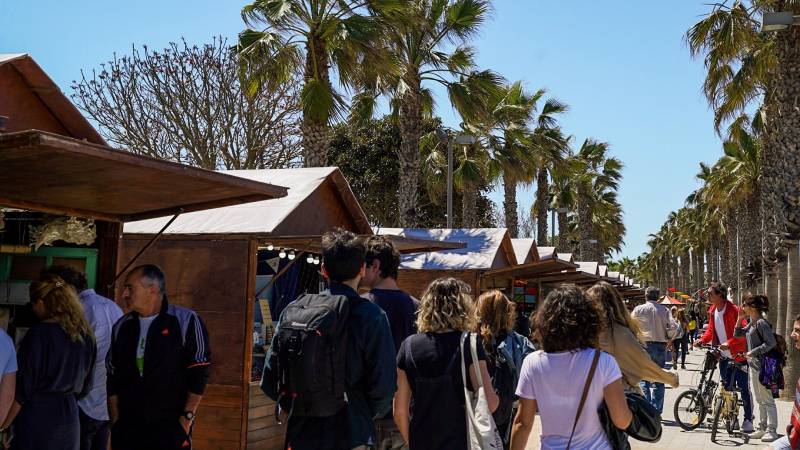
[566,349,601,450]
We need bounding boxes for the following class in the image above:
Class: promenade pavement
[524,346,793,449]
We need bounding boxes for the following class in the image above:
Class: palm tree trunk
[725,217,739,293]
[397,72,423,227]
[765,21,800,253]
[777,261,788,337]
[783,243,800,400]
[557,211,569,252]
[301,40,332,167]
[765,267,779,328]
[576,184,593,261]
[742,194,762,290]
[462,186,478,228]
[503,173,519,238]
[533,168,549,245]
[681,254,690,292]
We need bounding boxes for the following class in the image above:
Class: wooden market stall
[0,53,290,450]
[123,169,462,450]
[374,228,518,298]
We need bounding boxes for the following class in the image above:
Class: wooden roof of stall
[126,168,372,237]
[0,131,288,222]
[0,54,105,144]
[263,234,466,255]
[376,228,517,270]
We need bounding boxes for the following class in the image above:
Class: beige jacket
[599,323,679,393]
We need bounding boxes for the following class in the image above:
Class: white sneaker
[742,419,755,433]
[748,429,766,439]
[761,430,780,442]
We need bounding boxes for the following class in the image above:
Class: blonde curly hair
[29,275,93,343]
[416,277,476,333]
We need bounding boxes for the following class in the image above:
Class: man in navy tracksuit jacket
[107,264,211,450]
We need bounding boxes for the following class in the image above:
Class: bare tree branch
[71,36,302,170]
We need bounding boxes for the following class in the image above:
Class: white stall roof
[558,252,575,263]
[511,238,537,264]
[537,246,556,261]
[576,261,599,276]
[124,167,370,235]
[598,265,609,277]
[376,228,515,270]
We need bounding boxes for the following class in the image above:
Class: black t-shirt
[397,331,486,450]
[368,288,419,353]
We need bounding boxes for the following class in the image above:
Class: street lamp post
[435,129,477,228]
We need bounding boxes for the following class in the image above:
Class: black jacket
[107,297,211,422]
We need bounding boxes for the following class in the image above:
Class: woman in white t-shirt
[509,285,632,450]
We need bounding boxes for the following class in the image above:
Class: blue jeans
[640,342,667,413]
[719,358,754,421]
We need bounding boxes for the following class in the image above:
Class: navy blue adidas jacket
[107,297,211,422]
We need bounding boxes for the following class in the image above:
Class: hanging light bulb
[306,254,314,264]
[266,243,274,251]
[278,248,287,259]
[288,250,296,260]
[313,257,320,265]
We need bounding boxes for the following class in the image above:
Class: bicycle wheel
[674,389,706,431]
[711,397,723,442]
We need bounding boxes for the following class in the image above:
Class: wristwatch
[181,411,195,421]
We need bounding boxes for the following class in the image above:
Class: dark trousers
[79,410,110,450]
[111,418,192,450]
[673,334,689,365]
[719,358,754,421]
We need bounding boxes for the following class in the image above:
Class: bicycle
[710,357,750,444]
[673,345,720,430]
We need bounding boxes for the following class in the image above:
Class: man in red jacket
[694,281,754,432]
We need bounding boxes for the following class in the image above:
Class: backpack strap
[566,349,601,450]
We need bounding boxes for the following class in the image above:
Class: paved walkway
[524,347,793,449]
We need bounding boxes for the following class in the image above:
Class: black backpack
[490,347,516,428]
[263,293,353,418]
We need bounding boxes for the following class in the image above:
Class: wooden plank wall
[118,237,254,450]
[397,269,481,299]
[247,382,286,450]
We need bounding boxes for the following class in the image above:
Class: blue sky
[2,1,724,259]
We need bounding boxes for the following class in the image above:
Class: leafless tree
[71,37,301,170]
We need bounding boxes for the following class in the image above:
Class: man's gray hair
[133,264,166,295]
[645,286,660,301]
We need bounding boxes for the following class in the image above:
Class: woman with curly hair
[393,277,498,450]
[475,290,535,448]
[1,275,96,450]
[510,285,631,450]
[587,282,678,394]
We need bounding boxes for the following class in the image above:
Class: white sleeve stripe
[193,315,205,362]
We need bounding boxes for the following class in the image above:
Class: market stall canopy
[0,54,104,144]
[598,265,609,277]
[660,296,685,306]
[558,252,575,263]
[0,131,288,222]
[375,228,517,270]
[126,167,370,236]
[511,238,540,264]
[482,258,579,284]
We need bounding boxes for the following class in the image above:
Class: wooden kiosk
[122,168,462,450]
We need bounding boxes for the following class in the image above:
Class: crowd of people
[260,229,800,450]
[0,264,211,450]
[3,227,800,450]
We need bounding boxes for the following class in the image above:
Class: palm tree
[353,0,502,226]
[688,1,800,290]
[462,81,538,236]
[570,139,623,262]
[784,243,800,399]
[237,0,399,166]
[550,159,576,252]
